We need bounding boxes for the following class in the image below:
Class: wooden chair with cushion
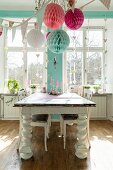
[60,86,82,149]
[60,114,78,149]
[60,87,92,149]
[17,90,51,152]
[30,114,51,151]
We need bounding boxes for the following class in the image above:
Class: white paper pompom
[27,29,45,48]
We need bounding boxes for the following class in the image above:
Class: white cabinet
[0,95,4,118]
[3,95,20,119]
[91,95,107,119]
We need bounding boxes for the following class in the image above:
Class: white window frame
[4,26,47,91]
[63,26,105,91]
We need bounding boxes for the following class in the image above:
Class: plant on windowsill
[30,84,37,94]
[7,79,19,94]
[93,85,101,94]
[83,85,91,89]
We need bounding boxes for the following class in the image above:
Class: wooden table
[14,93,96,160]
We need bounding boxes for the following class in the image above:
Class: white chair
[18,89,26,100]
[60,86,84,149]
[31,114,51,151]
[60,87,92,149]
[78,86,84,96]
[84,88,93,100]
[17,90,51,152]
[60,114,78,149]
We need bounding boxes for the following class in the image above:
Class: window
[5,27,46,91]
[66,51,82,87]
[7,52,24,88]
[65,27,105,90]
[27,52,44,90]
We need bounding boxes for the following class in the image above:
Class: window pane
[67,30,83,48]
[86,30,103,47]
[66,52,82,89]
[87,52,102,85]
[28,52,44,91]
[7,52,24,88]
[7,29,23,47]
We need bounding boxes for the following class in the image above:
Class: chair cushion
[61,114,78,120]
[32,114,48,122]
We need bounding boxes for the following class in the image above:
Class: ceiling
[0,0,113,11]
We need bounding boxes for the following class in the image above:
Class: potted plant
[7,79,19,94]
[93,85,101,94]
[83,85,91,89]
[30,84,37,93]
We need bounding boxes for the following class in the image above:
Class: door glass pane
[66,52,82,89]
[67,30,83,47]
[7,52,24,88]
[27,52,44,91]
[87,52,102,85]
[86,30,103,47]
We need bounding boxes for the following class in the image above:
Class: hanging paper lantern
[27,29,45,48]
[47,30,70,54]
[43,3,65,30]
[65,8,84,30]
[0,27,3,36]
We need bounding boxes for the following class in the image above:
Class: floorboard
[0,120,113,170]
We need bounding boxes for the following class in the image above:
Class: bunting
[21,20,28,42]
[99,0,111,9]
[12,27,16,42]
[36,1,48,30]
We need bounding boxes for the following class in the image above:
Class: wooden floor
[0,120,113,170]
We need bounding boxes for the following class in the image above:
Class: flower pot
[10,89,16,94]
[31,88,37,94]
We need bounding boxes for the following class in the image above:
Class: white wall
[106,19,113,93]
[0,30,5,92]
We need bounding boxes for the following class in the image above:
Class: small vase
[31,88,37,94]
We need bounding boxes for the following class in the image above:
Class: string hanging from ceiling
[0,0,101,49]
[0,0,97,29]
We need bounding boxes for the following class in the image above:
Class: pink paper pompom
[65,8,84,30]
[43,3,65,30]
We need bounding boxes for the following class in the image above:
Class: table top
[14,93,96,107]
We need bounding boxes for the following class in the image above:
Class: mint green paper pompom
[47,30,70,54]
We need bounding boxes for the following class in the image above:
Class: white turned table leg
[19,107,33,160]
[75,113,89,159]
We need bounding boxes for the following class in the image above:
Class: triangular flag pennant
[0,26,3,36]
[21,20,28,42]
[0,18,3,26]
[9,21,14,28]
[12,27,16,42]
[99,0,111,9]
[36,2,48,30]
